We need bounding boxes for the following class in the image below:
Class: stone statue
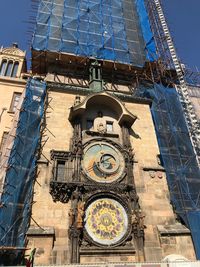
[71,188,81,213]
[131,212,138,225]
[76,202,85,229]
[97,122,106,134]
[138,210,145,230]
[68,208,75,227]
[73,95,81,106]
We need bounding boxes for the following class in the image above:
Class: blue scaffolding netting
[0,78,46,248]
[136,83,200,259]
[32,0,157,66]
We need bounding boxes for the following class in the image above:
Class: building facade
[0,44,27,195]
[0,44,27,145]
[0,0,200,265]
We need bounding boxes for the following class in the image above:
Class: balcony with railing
[49,150,77,202]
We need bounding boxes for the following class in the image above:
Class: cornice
[0,47,26,58]
[0,76,27,87]
[47,81,152,105]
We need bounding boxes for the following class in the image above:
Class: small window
[11,62,19,77]
[10,92,22,113]
[106,121,113,132]
[86,119,94,130]
[56,160,65,181]
[95,67,99,79]
[5,61,13,77]
[0,60,7,76]
[97,111,103,118]
[0,131,9,158]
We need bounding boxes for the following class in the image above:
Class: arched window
[0,60,7,76]
[5,61,13,76]
[11,62,19,77]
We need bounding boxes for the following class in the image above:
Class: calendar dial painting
[85,198,128,246]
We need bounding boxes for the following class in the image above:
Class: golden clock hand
[100,156,112,163]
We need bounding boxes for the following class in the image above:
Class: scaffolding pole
[145,0,200,166]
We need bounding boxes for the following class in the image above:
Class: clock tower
[0,0,197,265]
[50,91,144,263]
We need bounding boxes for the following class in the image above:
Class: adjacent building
[0,44,27,195]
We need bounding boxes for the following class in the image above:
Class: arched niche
[69,92,137,129]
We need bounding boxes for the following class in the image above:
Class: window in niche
[9,92,22,113]
[0,60,7,76]
[5,61,13,76]
[0,131,9,159]
[56,160,65,181]
[106,121,113,132]
[86,119,94,130]
[11,62,19,77]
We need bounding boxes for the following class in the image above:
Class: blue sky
[0,0,199,71]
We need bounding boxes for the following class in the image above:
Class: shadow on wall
[129,128,141,139]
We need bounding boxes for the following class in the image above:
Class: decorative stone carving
[71,187,82,212]
[149,170,156,178]
[50,150,70,160]
[73,95,81,106]
[138,210,145,230]
[131,212,138,225]
[97,122,106,134]
[2,47,25,57]
[71,121,82,156]
[68,208,75,227]
[68,91,137,128]
[76,201,85,229]
[157,171,163,179]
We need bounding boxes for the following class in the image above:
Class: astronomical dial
[85,198,128,246]
[82,141,125,183]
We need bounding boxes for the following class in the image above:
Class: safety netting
[32,0,157,67]
[0,92,25,197]
[0,78,46,248]
[136,83,200,259]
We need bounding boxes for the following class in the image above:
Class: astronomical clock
[50,92,145,263]
[82,140,125,183]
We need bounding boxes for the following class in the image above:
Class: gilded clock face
[85,198,128,246]
[82,141,125,183]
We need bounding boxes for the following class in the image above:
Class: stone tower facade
[0,0,199,265]
[26,76,196,264]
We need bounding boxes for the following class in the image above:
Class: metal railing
[52,166,74,183]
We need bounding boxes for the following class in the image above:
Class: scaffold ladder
[152,0,200,165]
